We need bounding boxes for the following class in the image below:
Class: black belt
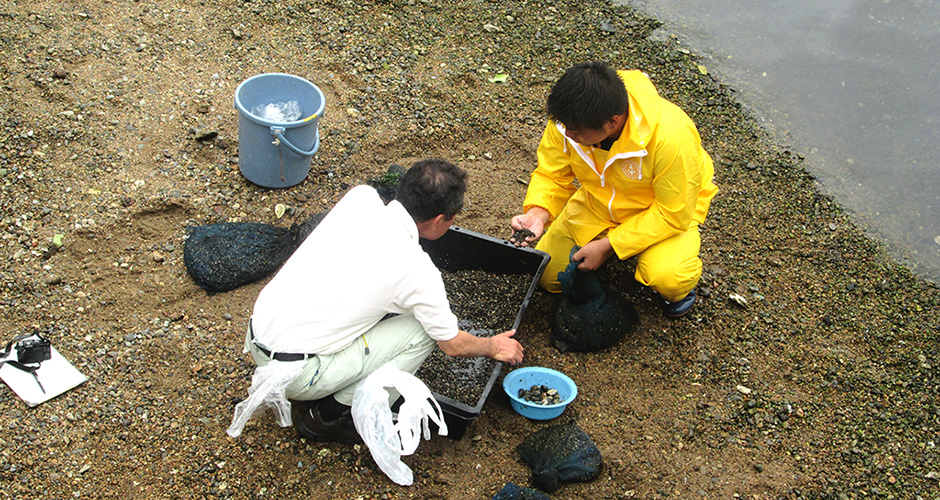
[249,321,314,362]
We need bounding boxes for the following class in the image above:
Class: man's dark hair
[396,159,467,222]
[546,61,629,131]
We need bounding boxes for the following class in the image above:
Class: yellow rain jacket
[524,70,718,260]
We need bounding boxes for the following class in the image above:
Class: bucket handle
[270,127,320,156]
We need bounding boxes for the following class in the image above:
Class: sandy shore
[1,1,937,499]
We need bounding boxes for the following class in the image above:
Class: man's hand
[572,237,614,271]
[437,329,523,365]
[489,330,524,365]
[509,207,551,247]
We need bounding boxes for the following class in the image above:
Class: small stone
[194,128,218,141]
[434,473,455,485]
[729,293,748,308]
[42,245,60,259]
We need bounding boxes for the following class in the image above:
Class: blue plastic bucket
[234,73,325,188]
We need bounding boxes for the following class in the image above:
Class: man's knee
[411,332,437,355]
[538,271,563,294]
[637,257,701,301]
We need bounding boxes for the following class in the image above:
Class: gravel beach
[1,1,938,499]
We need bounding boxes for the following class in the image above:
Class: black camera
[16,336,52,364]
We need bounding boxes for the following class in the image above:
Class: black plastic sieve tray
[418,226,549,439]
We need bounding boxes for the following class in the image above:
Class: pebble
[193,128,218,141]
[434,473,455,485]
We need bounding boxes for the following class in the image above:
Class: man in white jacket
[247,159,524,444]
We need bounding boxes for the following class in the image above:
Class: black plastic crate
[418,226,549,439]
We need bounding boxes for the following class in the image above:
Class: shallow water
[622,0,940,282]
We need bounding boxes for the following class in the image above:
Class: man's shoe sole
[295,407,361,445]
[662,290,696,318]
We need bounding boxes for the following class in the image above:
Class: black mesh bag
[550,247,638,353]
[183,212,326,293]
[491,481,551,500]
[516,421,602,493]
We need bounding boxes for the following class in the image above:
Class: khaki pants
[246,314,436,406]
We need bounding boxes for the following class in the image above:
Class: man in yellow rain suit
[510,61,718,317]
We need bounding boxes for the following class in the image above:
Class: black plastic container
[419,226,549,439]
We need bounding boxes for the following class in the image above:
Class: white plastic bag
[250,100,302,122]
[351,363,448,486]
[227,361,303,438]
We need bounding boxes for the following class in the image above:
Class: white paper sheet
[0,345,86,407]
